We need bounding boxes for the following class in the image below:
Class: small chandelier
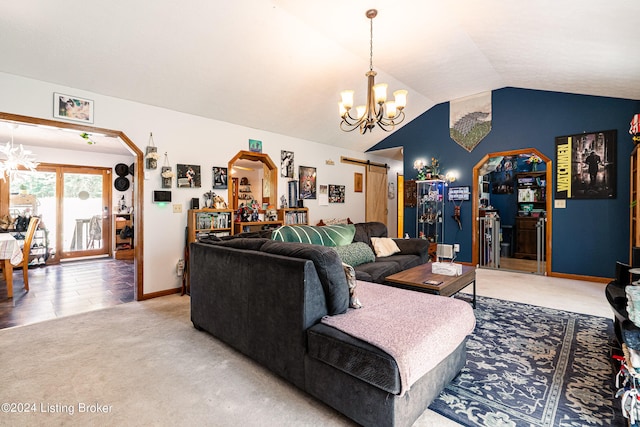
[339,9,407,134]
[0,124,38,181]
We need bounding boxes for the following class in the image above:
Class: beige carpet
[0,295,457,426]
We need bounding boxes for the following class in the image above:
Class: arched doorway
[471,148,552,275]
[0,112,144,299]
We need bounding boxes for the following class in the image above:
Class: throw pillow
[342,262,363,309]
[333,242,376,267]
[271,224,356,247]
[371,237,401,257]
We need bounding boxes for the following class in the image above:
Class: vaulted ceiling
[1,1,638,154]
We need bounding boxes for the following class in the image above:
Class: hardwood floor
[0,258,134,330]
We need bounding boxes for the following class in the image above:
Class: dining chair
[15,217,41,291]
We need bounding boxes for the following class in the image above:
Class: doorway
[472,148,552,275]
[0,112,144,299]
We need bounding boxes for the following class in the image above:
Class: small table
[385,263,477,308]
[0,233,23,298]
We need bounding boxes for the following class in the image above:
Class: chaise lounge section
[190,237,475,426]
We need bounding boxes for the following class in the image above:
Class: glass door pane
[9,170,57,265]
[62,171,108,257]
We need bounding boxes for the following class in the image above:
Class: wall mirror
[227,151,277,211]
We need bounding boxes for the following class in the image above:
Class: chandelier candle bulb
[356,106,366,120]
[394,90,408,109]
[386,101,397,118]
[340,90,354,109]
[373,83,388,104]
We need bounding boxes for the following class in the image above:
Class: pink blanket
[321,281,476,395]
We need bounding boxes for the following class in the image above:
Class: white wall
[0,72,402,295]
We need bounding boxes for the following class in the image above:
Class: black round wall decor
[129,163,134,176]
[115,163,129,177]
[114,176,130,192]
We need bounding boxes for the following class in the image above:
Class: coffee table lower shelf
[385,263,476,308]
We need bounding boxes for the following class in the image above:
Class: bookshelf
[187,209,234,244]
[277,208,309,225]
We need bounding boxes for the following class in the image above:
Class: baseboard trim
[548,271,611,284]
[140,287,181,300]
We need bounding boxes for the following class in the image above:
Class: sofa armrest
[392,238,430,262]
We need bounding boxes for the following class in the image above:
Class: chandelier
[0,124,39,181]
[339,9,407,134]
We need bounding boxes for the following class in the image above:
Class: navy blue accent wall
[369,87,639,278]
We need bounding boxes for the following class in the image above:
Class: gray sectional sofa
[190,237,475,426]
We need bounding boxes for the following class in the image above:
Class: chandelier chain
[369,15,374,72]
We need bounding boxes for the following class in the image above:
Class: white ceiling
[0,1,638,156]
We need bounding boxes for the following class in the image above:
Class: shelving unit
[114,214,134,260]
[631,145,640,258]
[514,172,546,260]
[416,179,446,243]
[515,172,546,216]
[233,220,282,234]
[278,208,308,225]
[187,209,234,244]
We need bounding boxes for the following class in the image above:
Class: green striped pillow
[271,224,356,247]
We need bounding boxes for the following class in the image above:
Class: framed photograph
[555,129,616,199]
[329,185,345,203]
[212,167,228,189]
[281,150,294,178]
[53,92,94,123]
[177,164,201,188]
[354,172,363,192]
[249,139,262,153]
[299,166,317,199]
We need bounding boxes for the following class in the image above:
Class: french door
[9,165,112,262]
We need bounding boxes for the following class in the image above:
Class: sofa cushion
[260,240,349,315]
[354,261,401,284]
[333,242,376,267]
[307,323,400,394]
[382,254,422,272]
[272,224,356,247]
[371,237,401,257]
[353,222,388,249]
[196,237,270,251]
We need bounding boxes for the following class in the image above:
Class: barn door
[365,164,387,225]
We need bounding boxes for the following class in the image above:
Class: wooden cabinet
[514,217,544,259]
[278,208,308,225]
[114,214,134,260]
[187,209,233,244]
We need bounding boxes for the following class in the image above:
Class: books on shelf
[196,212,231,230]
[284,211,307,225]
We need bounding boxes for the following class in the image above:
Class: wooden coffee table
[385,263,476,308]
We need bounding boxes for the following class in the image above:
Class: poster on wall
[298,166,317,199]
[318,184,329,206]
[555,130,616,199]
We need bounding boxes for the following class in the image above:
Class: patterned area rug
[428,295,625,426]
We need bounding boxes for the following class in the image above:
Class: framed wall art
[299,166,317,199]
[212,167,228,189]
[177,164,201,188]
[354,172,363,192]
[329,185,345,203]
[555,129,616,199]
[281,150,294,178]
[53,92,94,123]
